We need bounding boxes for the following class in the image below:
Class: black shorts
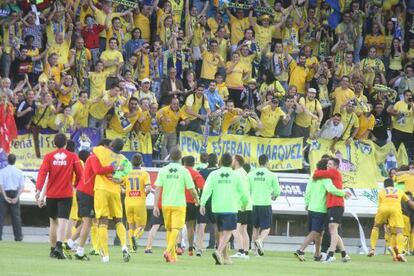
[214,213,237,231]
[252,205,272,229]
[197,197,215,224]
[237,210,252,225]
[186,203,198,222]
[149,209,164,226]
[327,206,344,224]
[46,197,72,219]
[308,211,326,233]
[77,191,94,218]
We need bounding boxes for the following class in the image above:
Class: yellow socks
[384,231,390,248]
[396,233,405,254]
[167,229,179,259]
[410,232,414,252]
[115,223,127,248]
[91,223,99,251]
[370,227,379,250]
[98,225,109,257]
[128,229,134,250]
[134,227,145,239]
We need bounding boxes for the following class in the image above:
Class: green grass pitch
[0,242,412,276]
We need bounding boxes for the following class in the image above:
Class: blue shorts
[252,205,272,229]
[308,211,326,233]
[214,213,237,231]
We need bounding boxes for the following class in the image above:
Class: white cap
[307,88,317,93]
[142,78,151,83]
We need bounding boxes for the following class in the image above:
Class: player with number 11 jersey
[124,154,151,252]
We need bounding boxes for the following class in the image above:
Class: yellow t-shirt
[33,104,56,129]
[295,97,322,128]
[89,71,109,100]
[137,53,150,81]
[240,55,254,81]
[389,52,403,71]
[106,28,126,50]
[93,146,125,194]
[222,108,241,134]
[55,87,71,107]
[217,83,229,101]
[225,61,249,89]
[229,15,250,45]
[43,63,64,84]
[364,34,385,56]
[254,25,275,51]
[395,174,414,195]
[217,38,228,62]
[340,111,359,140]
[48,40,71,65]
[100,49,124,76]
[124,169,150,205]
[378,187,409,210]
[71,100,90,128]
[89,91,118,120]
[46,21,65,47]
[94,10,121,38]
[361,58,385,91]
[138,110,152,133]
[134,13,150,42]
[257,106,286,138]
[354,94,369,115]
[356,114,375,140]
[335,63,355,79]
[109,105,139,134]
[207,18,229,34]
[53,114,74,132]
[181,94,209,121]
[331,87,355,114]
[305,56,319,81]
[201,51,224,80]
[156,106,180,133]
[289,60,310,94]
[392,101,414,134]
[170,0,184,24]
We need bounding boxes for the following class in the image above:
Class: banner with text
[11,133,58,170]
[179,131,303,170]
[308,139,380,188]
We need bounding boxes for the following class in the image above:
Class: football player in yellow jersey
[368,178,414,262]
[124,154,151,252]
[94,138,132,263]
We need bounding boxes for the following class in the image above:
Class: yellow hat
[247,79,257,84]
[259,15,270,21]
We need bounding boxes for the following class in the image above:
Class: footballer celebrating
[124,154,151,252]
[153,147,199,263]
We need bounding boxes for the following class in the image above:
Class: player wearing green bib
[153,147,199,263]
[200,153,249,265]
[248,154,281,256]
[230,155,252,259]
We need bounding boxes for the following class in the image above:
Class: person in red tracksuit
[73,139,115,260]
[183,156,205,256]
[35,133,83,259]
[312,157,350,263]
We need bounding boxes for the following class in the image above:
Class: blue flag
[70,128,102,153]
[326,0,342,29]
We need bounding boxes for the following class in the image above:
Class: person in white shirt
[318,113,344,140]
[0,154,24,241]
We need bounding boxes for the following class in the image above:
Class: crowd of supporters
[1,0,414,165]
